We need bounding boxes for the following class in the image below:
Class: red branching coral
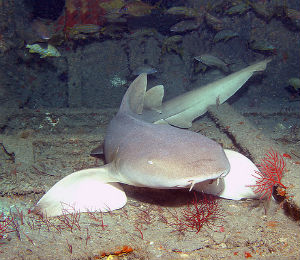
[170,193,223,233]
[0,213,13,239]
[250,149,287,199]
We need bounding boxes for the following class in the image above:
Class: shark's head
[111,121,230,189]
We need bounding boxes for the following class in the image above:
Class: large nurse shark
[33,59,271,217]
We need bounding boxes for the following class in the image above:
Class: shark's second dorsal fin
[144,85,164,113]
[119,73,147,115]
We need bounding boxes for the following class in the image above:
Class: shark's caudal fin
[31,166,126,217]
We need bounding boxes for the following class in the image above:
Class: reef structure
[54,0,109,33]
[207,103,300,221]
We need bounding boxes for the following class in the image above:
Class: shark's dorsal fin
[119,73,147,115]
[144,85,164,113]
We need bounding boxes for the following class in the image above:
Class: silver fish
[213,29,238,43]
[132,65,157,75]
[225,3,250,15]
[170,19,201,32]
[248,40,276,52]
[194,54,229,72]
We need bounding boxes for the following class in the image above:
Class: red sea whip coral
[0,213,14,239]
[170,193,223,233]
[249,149,287,199]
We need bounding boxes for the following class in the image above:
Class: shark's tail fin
[31,166,127,217]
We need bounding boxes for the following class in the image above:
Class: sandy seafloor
[0,84,300,260]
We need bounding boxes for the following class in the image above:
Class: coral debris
[96,245,133,259]
[250,149,287,199]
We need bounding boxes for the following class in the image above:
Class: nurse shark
[33,59,271,217]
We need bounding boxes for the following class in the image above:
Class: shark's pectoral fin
[164,114,194,128]
[144,85,164,113]
[31,166,127,217]
[154,111,197,128]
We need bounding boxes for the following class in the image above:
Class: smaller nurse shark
[33,59,271,217]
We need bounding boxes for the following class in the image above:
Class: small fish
[119,1,155,17]
[99,0,126,12]
[205,12,223,31]
[194,54,229,72]
[104,12,127,23]
[286,8,300,20]
[288,78,300,90]
[68,24,101,34]
[248,40,276,52]
[170,19,201,32]
[250,2,273,21]
[285,8,300,29]
[166,6,198,17]
[132,65,157,76]
[225,3,250,15]
[213,29,238,43]
[164,35,183,44]
[26,44,61,58]
[161,35,183,57]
